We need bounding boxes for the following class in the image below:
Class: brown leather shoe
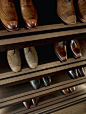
[20,0,38,28]
[32,98,39,106]
[57,0,76,24]
[69,87,75,93]
[77,0,86,22]
[54,41,67,62]
[23,100,31,109]
[61,88,69,95]
[70,39,82,58]
[0,0,19,31]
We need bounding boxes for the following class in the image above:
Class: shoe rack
[1,0,86,114]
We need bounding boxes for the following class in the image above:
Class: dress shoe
[7,49,21,72]
[69,87,75,93]
[68,69,78,79]
[20,0,38,28]
[42,76,51,87]
[57,0,76,24]
[77,67,85,77]
[24,46,38,69]
[32,98,39,106]
[61,88,69,95]
[70,39,82,58]
[0,0,19,31]
[30,79,40,89]
[23,100,31,109]
[77,0,86,22]
[54,41,67,62]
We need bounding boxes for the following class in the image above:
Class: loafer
[42,76,51,87]
[68,69,78,79]
[61,88,69,95]
[30,79,40,89]
[0,0,19,31]
[77,67,85,77]
[69,87,75,93]
[77,0,86,22]
[20,0,38,28]
[23,100,31,109]
[24,46,38,69]
[32,98,39,106]
[54,41,67,62]
[7,49,21,72]
[70,39,82,58]
[57,0,76,24]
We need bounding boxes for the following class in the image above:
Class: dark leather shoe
[32,98,39,106]
[77,0,86,22]
[68,69,78,79]
[42,76,51,87]
[23,100,31,109]
[0,0,19,31]
[69,87,75,93]
[77,67,85,77]
[54,41,67,62]
[20,0,38,28]
[57,0,76,24]
[30,79,40,89]
[61,88,69,95]
[70,39,82,58]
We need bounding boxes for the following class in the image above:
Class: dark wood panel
[0,58,86,87]
[0,77,86,108]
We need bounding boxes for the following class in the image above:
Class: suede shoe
[54,41,67,62]
[0,0,19,31]
[57,0,76,24]
[7,49,21,72]
[24,46,38,69]
[77,0,86,22]
[20,0,38,28]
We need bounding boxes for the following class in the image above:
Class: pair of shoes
[30,76,52,90]
[68,67,85,79]
[57,0,86,24]
[0,0,37,31]
[7,46,38,72]
[62,87,75,95]
[54,39,82,62]
[23,97,39,109]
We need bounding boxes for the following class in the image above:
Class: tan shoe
[61,88,69,95]
[24,46,38,69]
[57,0,76,24]
[77,0,86,22]
[0,0,19,31]
[69,87,75,93]
[20,0,38,28]
[7,49,21,72]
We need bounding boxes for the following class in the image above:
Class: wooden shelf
[0,58,86,87]
[6,88,86,114]
[0,76,86,109]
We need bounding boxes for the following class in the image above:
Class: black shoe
[42,76,51,86]
[77,67,85,77]
[68,69,78,79]
[30,79,40,89]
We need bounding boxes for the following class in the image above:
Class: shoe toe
[23,101,31,109]
[30,79,40,89]
[12,66,21,72]
[61,56,67,61]
[67,15,76,24]
[29,63,38,69]
[26,19,37,28]
[7,21,18,31]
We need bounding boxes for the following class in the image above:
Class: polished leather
[0,0,18,31]
[61,88,69,95]
[68,69,78,79]
[70,39,82,58]
[30,79,40,89]
[54,41,67,62]
[23,100,31,108]
[77,67,85,77]
[57,0,76,24]
[32,98,39,106]
[20,0,38,28]
[69,87,75,93]
[77,0,86,22]
[42,76,51,87]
